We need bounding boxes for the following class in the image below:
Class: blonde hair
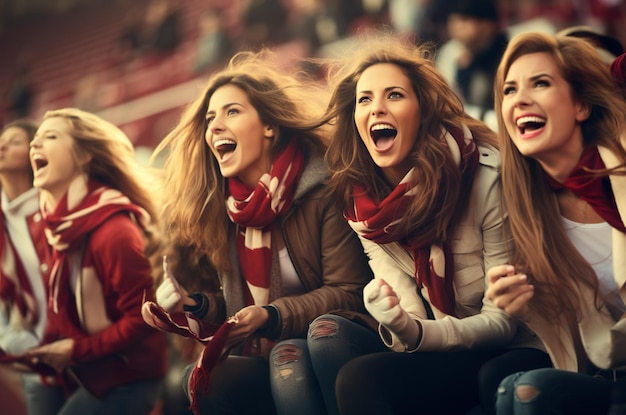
[494,32,626,328]
[152,50,328,273]
[321,32,498,244]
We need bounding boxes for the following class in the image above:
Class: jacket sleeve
[71,215,157,362]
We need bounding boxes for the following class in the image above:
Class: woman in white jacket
[486,32,626,415]
[292,33,550,415]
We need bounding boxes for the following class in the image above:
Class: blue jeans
[23,376,162,415]
[496,368,614,415]
[269,314,386,415]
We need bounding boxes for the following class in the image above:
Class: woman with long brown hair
[486,31,626,415]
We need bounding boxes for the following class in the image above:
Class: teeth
[371,123,395,131]
[516,116,545,127]
[214,139,236,147]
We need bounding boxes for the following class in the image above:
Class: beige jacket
[523,146,626,372]
[363,143,543,352]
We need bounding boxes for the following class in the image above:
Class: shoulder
[476,142,501,171]
[87,213,144,251]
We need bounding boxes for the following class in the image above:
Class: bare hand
[363,278,402,327]
[485,265,534,318]
[26,338,74,373]
[226,305,269,347]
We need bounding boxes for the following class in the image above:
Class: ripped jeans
[496,368,614,415]
[269,314,385,415]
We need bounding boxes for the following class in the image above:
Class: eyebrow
[357,86,407,95]
[504,72,553,85]
[206,101,241,115]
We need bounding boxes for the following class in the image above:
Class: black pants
[336,348,551,415]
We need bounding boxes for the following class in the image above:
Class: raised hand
[364,278,421,349]
[485,265,534,319]
[156,255,189,312]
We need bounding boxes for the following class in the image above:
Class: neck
[537,137,585,183]
[1,174,33,202]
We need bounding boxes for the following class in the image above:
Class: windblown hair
[152,50,328,273]
[321,32,498,244]
[1,118,38,182]
[41,108,161,255]
[494,32,626,328]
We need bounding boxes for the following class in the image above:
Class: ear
[264,125,274,139]
[575,101,591,122]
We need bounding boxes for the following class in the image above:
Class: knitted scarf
[226,141,304,306]
[346,126,479,316]
[43,177,150,316]
[0,200,38,328]
[547,145,626,232]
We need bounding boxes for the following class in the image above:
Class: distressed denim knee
[271,341,304,380]
[308,315,339,339]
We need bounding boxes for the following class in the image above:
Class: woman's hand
[226,305,269,347]
[486,265,534,319]
[156,257,192,313]
[26,338,74,373]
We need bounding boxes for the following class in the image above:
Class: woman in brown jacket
[149,50,373,415]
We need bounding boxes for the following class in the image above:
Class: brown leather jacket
[209,155,374,341]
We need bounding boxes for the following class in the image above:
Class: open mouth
[370,123,397,150]
[32,155,49,172]
[516,116,546,135]
[213,139,237,160]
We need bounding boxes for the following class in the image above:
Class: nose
[370,97,387,116]
[30,136,42,148]
[511,86,532,108]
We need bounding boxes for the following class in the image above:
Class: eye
[205,115,215,125]
[534,79,550,88]
[503,86,516,95]
[45,134,57,140]
[388,91,403,99]
[227,108,239,116]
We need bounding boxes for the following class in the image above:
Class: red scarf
[42,177,150,316]
[226,142,304,306]
[346,126,479,316]
[547,146,626,232]
[0,201,38,328]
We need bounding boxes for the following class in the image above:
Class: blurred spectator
[436,0,507,124]
[558,24,625,65]
[240,0,289,48]
[5,67,34,121]
[143,0,182,53]
[193,9,232,74]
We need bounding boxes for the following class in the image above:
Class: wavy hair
[494,32,626,328]
[321,32,498,244]
[152,50,328,273]
[41,108,161,255]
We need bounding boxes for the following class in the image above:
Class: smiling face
[30,117,86,203]
[0,126,32,178]
[205,84,274,187]
[502,52,589,167]
[354,63,420,185]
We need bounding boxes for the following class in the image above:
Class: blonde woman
[25,108,167,415]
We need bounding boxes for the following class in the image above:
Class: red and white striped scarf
[42,177,150,315]
[226,141,304,306]
[0,201,38,328]
[345,126,479,317]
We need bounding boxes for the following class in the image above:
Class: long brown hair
[322,32,498,244]
[494,32,626,327]
[152,50,328,273]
